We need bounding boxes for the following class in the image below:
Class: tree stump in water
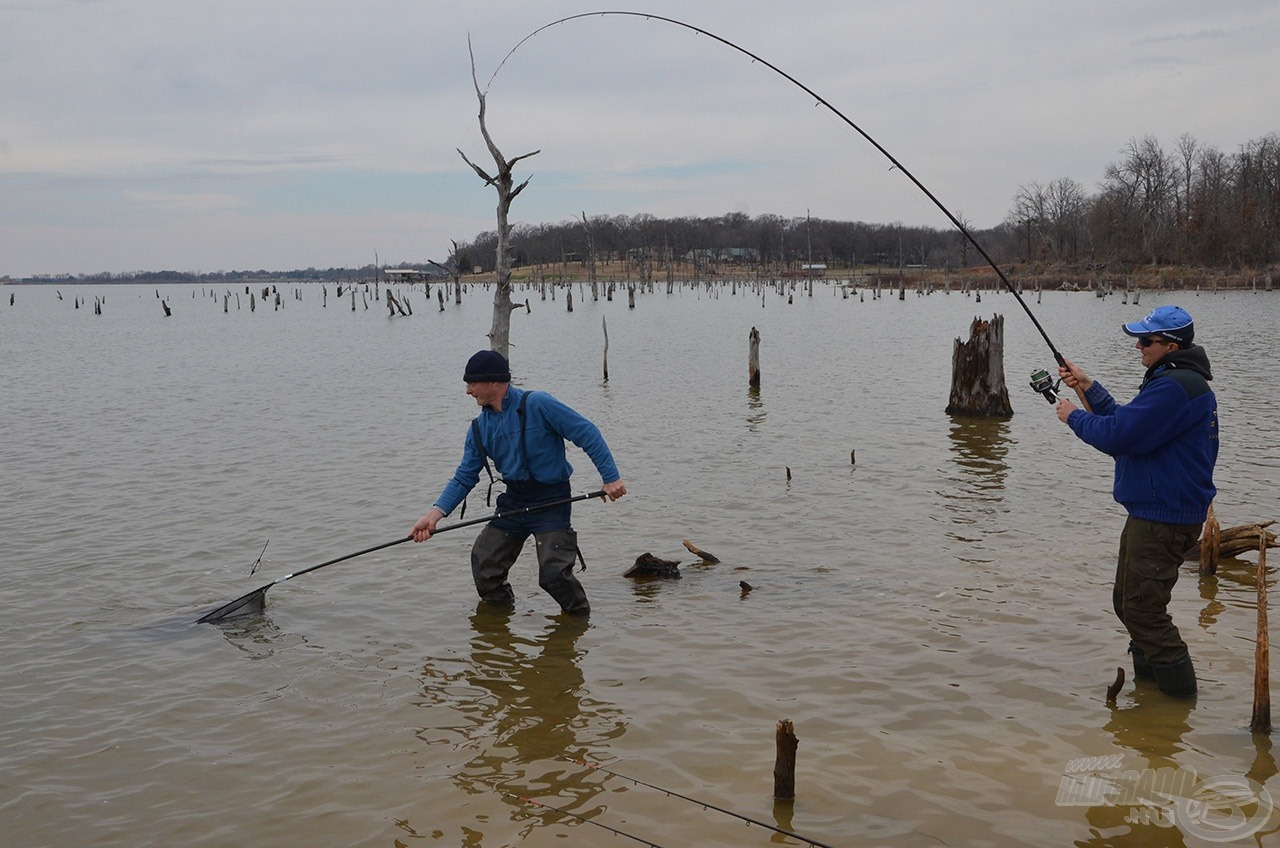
[773,719,798,800]
[1253,535,1271,733]
[624,553,681,580]
[945,314,1013,417]
[748,326,761,387]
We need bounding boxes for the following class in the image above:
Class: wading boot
[535,530,590,616]
[1128,641,1154,680]
[1152,656,1197,698]
[471,525,523,607]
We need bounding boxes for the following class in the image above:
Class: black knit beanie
[463,350,511,383]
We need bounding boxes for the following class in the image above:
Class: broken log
[386,290,408,317]
[945,314,1012,417]
[624,553,681,580]
[681,540,721,563]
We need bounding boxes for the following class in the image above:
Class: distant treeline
[17,264,445,285]
[455,132,1279,275]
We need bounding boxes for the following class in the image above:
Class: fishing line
[568,758,839,848]
[489,10,1070,368]
[248,538,270,577]
[504,792,668,847]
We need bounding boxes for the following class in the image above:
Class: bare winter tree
[457,38,539,359]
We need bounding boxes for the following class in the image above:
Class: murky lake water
[2,281,1278,847]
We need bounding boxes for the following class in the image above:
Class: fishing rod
[491,11,1089,408]
[568,758,840,848]
[504,792,668,847]
[196,490,606,623]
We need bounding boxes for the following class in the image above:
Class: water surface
[2,282,1277,846]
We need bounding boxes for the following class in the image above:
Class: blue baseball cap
[1122,305,1194,346]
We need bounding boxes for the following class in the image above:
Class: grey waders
[471,525,589,615]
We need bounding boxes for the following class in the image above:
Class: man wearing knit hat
[409,350,627,615]
[1054,305,1218,698]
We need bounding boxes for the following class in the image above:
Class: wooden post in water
[1254,534,1271,733]
[944,315,1012,416]
[773,719,798,800]
[1200,503,1221,576]
[602,316,609,382]
[748,326,761,387]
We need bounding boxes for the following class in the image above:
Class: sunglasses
[1137,336,1172,348]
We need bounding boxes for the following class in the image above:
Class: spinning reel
[1029,368,1062,404]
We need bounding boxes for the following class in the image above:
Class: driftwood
[945,315,1012,417]
[1185,519,1277,566]
[624,553,681,580]
[681,540,721,563]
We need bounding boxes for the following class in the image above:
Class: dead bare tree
[457,38,539,359]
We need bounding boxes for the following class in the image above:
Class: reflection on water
[941,415,1012,559]
[945,415,1012,499]
[413,609,623,842]
[746,385,766,433]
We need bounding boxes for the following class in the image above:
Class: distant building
[685,247,761,265]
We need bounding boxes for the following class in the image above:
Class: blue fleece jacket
[1066,346,1218,525]
[434,387,620,516]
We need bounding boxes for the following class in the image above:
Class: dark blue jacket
[1067,346,1218,525]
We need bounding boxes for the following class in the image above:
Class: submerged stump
[624,553,681,580]
[945,314,1013,417]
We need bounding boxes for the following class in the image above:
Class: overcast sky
[2,1,1277,278]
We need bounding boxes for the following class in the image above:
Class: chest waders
[468,392,590,615]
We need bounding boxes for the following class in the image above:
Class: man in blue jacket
[1055,305,1217,698]
[410,350,627,615]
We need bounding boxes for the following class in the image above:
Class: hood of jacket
[1144,344,1212,385]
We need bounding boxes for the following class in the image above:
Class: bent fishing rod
[492,11,1088,406]
[568,758,840,848]
[196,490,606,624]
